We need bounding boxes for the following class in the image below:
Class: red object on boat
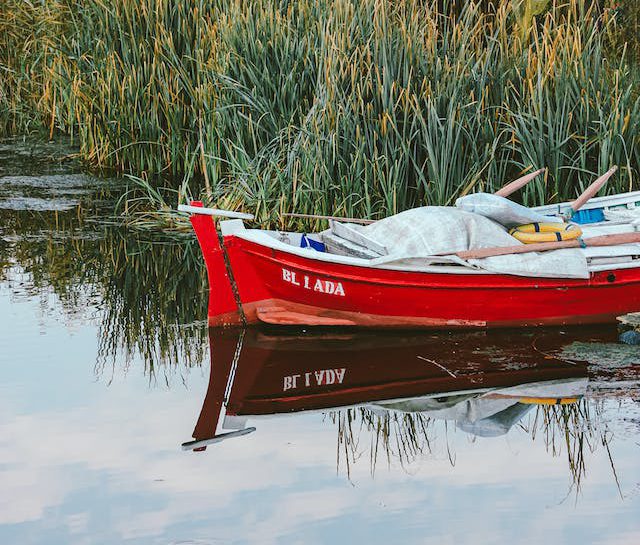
[187,204,640,329]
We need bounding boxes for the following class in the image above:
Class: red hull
[189,213,640,328]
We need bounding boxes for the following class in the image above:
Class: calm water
[1,140,639,545]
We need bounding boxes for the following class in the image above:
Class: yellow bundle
[509,223,583,244]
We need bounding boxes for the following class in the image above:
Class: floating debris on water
[0,195,82,212]
[0,172,120,212]
[559,342,640,368]
[617,313,640,346]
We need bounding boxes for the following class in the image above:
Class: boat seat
[321,220,387,259]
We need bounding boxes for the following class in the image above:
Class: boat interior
[218,190,640,275]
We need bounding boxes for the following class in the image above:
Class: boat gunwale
[226,232,640,290]
[225,221,640,280]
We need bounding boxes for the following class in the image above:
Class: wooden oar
[178,203,254,220]
[494,168,546,197]
[453,232,640,260]
[282,213,375,224]
[567,166,618,217]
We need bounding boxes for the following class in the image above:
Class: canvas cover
[455,192,564,227]
[353,207,589,279]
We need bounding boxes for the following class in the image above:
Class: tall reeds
[2,0,639,224]
[0,0,69,135]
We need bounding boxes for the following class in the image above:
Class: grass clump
[0,0,69,135]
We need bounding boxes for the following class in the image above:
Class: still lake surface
[1,140,639,545]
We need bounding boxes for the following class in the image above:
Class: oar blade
[571,166,618,213]
[494,168,546,198]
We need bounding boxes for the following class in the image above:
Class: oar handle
[570,166,618,214]
[494,168,546,197]
[283,212,375,224]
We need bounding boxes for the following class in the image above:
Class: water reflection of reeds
[529,401,604,496]
[333,399,617,496]
[0,203,208,377]
[332,410,437,477]
[94,233,208,377]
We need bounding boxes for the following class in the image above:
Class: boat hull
[227,237,640,328]
[190,214,640,328]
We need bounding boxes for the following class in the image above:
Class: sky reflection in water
[0,141,639,545]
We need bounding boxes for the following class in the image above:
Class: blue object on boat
[300,234,325,252]
[571,208,605,224]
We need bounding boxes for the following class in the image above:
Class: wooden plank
[181,428,256,450]
[178,203,254,220]
[330,220,388,256]
[322,232,380,259]
[533,190,640,215]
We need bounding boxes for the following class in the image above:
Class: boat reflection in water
[183,328,620,453]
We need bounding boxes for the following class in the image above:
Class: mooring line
[217,229,247,326]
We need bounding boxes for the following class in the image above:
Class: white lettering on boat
[283,368,347,391]
[282,268,300,286]
[281,267,346,296]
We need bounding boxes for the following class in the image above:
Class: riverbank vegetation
[1,0,639,226]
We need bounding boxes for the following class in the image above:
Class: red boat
[182,193,640,329]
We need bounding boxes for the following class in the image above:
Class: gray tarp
[455,192,564,227]
[357,207,589,279]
